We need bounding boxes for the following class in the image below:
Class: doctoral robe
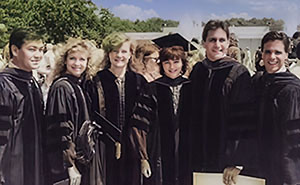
[253,71,300,185]
[46,74,100,185]
[189,57,255,175]
[153,76,191,185]
[0,68,45,185]
[90,69,148,185]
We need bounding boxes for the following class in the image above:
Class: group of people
[0,19,300,185]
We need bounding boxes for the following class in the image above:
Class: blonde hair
[53,37,103,80]
[0,43,10,70]
[100,32,135,69]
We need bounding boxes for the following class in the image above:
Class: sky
[92,0,300,36]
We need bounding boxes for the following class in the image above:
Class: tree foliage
[224,17,284,31]
[0,0,112,47]
[107,17,179,33]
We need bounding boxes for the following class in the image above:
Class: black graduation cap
[297,42,300,60]
[152,33,197,51]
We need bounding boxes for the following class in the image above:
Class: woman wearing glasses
[132,41,161,82]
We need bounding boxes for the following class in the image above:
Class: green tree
[0,1,28,47]
[108,17,137,32]
[0,0,113,46]
[108,17,179,32]
[0,24,8,48]
[140,17,179,32]
[226,17,284,31]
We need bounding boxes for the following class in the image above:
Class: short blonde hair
[53,37,102,80]
[100,32,135,69]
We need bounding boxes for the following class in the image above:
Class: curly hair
[53,37,102,80]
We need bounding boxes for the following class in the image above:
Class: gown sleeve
[0,81,14,183]
[46,82,77,173]
[277,85,300,184]
[225,64,257,171]
[130,83,157,160]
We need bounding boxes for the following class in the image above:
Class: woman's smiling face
[162,57,183,79]
[65,49,88,77]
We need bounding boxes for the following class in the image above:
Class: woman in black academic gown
[45,38,102,185]
[149,46,191,185]
[89,32,151,185]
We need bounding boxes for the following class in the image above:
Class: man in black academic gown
[252,31,300,185]
[0,28,45,185]
[188,20,256,185]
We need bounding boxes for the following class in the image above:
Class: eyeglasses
[144,56,160,63]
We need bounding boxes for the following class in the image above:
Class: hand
[68,166,81,185]
[0,171,4,185]
[115,142,121,159]
[141,159,151,178]
[223,166,241,185]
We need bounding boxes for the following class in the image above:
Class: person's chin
[210,56,223,61]
[72,73,81,77]
[31,61,40,66]
[168,74,179,79]
[31,65,40,70]
[115,64,127,68]
[266,67,277,74]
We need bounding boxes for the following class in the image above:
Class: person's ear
[11,45,19,57]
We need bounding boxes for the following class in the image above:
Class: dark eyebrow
[208,38,217,41]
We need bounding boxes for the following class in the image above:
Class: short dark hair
[261,31,290,53]
[159,46,188,75]
[202,20,229,42]
[9,28,43,58]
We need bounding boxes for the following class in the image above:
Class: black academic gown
[46,74,95,185]
[154,76,191,185]
[131,75,191,185]
[189,57,254,174]
[253,71,300,185]
[90,69,147,185]
[0,68,45,185]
